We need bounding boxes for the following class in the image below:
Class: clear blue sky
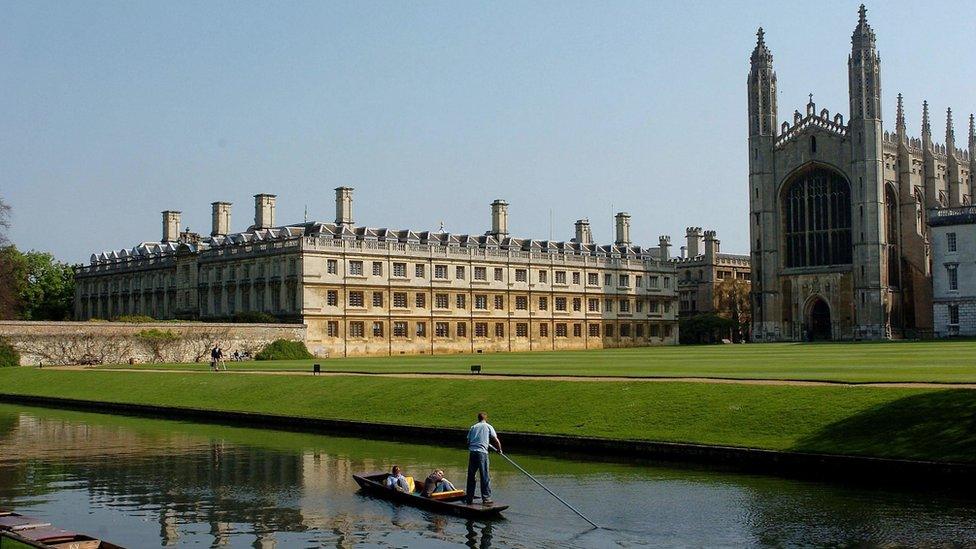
[2,1,974,263]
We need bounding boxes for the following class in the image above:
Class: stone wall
[0,321,307,366]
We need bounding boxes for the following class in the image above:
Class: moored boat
[353,472,508,519]
[0,511,125,549]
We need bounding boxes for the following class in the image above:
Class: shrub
[113,315,155,323]
[0,338,19,367]
[135,329,180,363]
[256,339,313,361]
[232,311,278,324]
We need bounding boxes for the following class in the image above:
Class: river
[0,403,973,547]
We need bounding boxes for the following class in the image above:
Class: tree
[0,196,10,246]
[0,246,26,320]
[714,278,752,341]
[0,247,75,320]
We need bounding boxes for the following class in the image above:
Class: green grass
[97,340,976,383]
[2,367,976,463]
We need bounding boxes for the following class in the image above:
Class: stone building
[929,206,976,338]
[748,5,974,341]
[75,189,679,356]
[673,227,750,318]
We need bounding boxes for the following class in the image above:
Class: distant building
[673,227,750,319]
[748,6,974,341]
[74,189,680,356]
[929,207,976,337]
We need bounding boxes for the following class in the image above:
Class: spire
[969,113,975,151]
[896,93,905,131]
[751,27,773,67]
[946,108,955,147]
[922,100,931,138]
[851,4,876,50]
[748,27,776,137]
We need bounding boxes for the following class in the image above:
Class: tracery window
[783,168,852,268]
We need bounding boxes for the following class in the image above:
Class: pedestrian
[209,345,219,372]
[216,345,226,370]
[465,411,502,505]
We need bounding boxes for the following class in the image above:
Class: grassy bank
[2,367,975,462]
[97,340,976,383]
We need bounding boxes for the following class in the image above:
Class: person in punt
[385,465,409,492]
[422,469,456,497]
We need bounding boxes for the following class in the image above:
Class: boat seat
[429,489,465,501]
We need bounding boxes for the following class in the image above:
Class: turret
[162,211,181,243]
[658,235,671,261]
[253,194,276,230]
[211,202,231,237]
[704,230,720,261]
[335,187,354,227]
[849,4,881,122]
[489,199,509,238]
[614,212,631,247]
[748,28,777,138]
[574,219,593,245]
[685,227,703,257]
[895,93,906,141]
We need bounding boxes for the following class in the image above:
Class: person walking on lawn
[465,411,502,505]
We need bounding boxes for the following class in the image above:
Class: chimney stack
[162,211,181,243]
[489,199,509,238]
[254,194,276,229]
[658,235,671,261]
[685,227,703,257]
[614,212,631,246]
[704,230,720,260]
[211,202,231,237]
[574,219,593,245]
[335,187,354,227]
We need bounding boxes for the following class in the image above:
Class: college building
[74,189,680,356]
[748,5,974,341]
[929,206,976,338]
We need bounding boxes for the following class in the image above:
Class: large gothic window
[783,168,852,268]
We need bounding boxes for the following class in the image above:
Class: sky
[2,0,974,263]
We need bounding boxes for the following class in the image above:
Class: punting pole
[490,446,599,529]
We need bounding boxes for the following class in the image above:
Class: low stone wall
[0,321,307,366]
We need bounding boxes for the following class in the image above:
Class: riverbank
[1,367,975,477]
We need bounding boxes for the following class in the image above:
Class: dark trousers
[466,451,491,500]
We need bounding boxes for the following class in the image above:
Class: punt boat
[0,511,124,549]
[353,472,508,519]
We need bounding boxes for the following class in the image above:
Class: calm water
[0,404,974,547]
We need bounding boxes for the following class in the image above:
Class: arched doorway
[807,298,832,341]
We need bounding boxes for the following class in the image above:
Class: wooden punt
[0,511,125,549]
[353,472,508,519]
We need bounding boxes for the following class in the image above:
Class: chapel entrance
[808,298,832,341]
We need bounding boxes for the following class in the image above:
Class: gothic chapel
[748,5,974,341]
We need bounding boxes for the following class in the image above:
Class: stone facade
[748,6,973,341]
[929,207,976,337]
[673,227,751,318]
[0,321,305,366]
[75,190,680,357]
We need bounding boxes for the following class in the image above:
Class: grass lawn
[97,340,976,383]
[2,367,976,463]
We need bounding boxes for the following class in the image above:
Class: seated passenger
[422,469,456,497]
[385,465,409,492]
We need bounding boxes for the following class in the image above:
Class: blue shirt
[467,421,497,453]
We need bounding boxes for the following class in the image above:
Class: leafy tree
[679,313,736,345]
[0,337,19,367]
[0,196,10,246]
[256,339,313,360]
[714,277,752,341]
[0,246,27,320]
[0,248,75,320]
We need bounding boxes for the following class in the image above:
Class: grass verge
[2,367,975,463]
[96,340,976,383]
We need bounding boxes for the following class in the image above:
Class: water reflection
[0,404,974,547]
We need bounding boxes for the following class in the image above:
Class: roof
[89,221,663,265]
